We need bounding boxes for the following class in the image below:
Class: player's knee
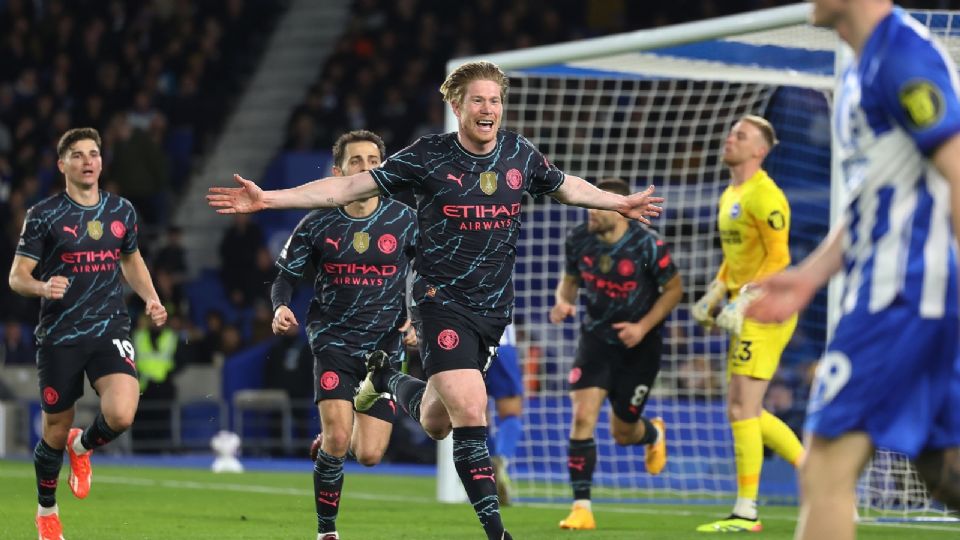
[571,410,596,432]
[354,448,385,467]
[726,401,752,422]
[422,419,452,441]
[42,423,71,447]
[106,411,135,433]
[322,430,351,455]
[450,403,487,427]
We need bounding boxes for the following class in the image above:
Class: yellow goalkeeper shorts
[726,315,797,380]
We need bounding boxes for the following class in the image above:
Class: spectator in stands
[1,318,35,365]
[105,113,171,228]
[218,213,267,307]
[153,226,189,286]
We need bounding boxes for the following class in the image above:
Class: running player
[9,127,168,540]
[692,115,805,533]
[550,178,682,530]
[270,130,417,540]
[208,60,663,540]
[747,2,960,539]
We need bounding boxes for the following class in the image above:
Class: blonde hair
[740,114,778,149]
[440,61,509,105]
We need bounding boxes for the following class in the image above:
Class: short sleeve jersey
[716,169,791,296]
[16,191,139,345]
[834,8,960,318]
[275,198,417,358]
[369,131,565,319]
[564,221,678,345]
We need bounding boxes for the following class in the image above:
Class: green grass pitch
[1,459,957,539]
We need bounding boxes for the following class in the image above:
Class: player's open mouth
[477,120,495,131]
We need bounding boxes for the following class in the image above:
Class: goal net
[454,3,959,522]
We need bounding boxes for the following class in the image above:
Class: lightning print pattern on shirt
[16,191,139,345]
[369,131,565,318]
[275,198,417,358]
[564,222,678,345]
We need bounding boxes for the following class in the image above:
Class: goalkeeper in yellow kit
[692,115,804,533]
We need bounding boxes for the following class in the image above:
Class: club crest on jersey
[480,171,498,195]
[378,234,397,254]
[599,255,613,273]
[353,232,370,254]
[899,79,943,129]
[506,168,523,190]
[87,220,103,240]
[730,202,741,219]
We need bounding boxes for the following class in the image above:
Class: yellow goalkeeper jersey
[715,168,791,298]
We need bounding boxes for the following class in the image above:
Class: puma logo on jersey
[446,173,464,188]
[63,225,79,238]
[325,237,342,250]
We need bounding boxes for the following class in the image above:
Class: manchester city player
[550,178,681,531]
[270,130,417,540]
[10,127,168,540]
[208,61,663,540]
[747,2,960,539]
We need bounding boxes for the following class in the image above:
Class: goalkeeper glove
[692,280,727,327]
[715,284,761,336]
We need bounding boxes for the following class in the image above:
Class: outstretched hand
[744,269,817,324]
[207,174,266,214]
[617,185,664,225]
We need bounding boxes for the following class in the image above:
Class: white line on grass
[1,469,956,532]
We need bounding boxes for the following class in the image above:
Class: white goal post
[435,2,959,523]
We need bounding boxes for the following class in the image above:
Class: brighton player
[270,130,417,540]
[691,115,804,533]
[484,324,524,505]
[9,127,168,540]
[747,2,960,539]
[209,61,662,540]
[550,178,681,530]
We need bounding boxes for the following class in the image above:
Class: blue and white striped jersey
[834,8,960,319]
